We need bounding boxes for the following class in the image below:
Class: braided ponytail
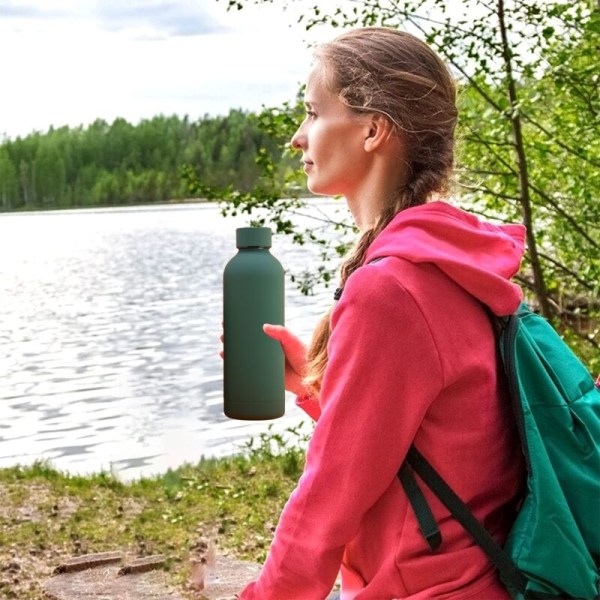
[303,209,394,396]
[302,28,458,397]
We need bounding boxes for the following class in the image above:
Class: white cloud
[0,0,328,140]
[94,0,229,37]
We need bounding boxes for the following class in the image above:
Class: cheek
[310,125,347,164]
[307,122,327,154]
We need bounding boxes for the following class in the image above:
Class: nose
[290,123,306,151]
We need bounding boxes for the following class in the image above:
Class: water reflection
[0,201,348,479]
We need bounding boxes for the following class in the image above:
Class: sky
[0,0,333,140]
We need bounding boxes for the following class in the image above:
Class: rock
[43,552,182,600]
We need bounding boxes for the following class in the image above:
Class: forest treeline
[0,110,284,211]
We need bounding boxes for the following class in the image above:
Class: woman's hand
[219,324,309,398]
[262,324,309,398]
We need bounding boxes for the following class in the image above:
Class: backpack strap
[397,461,442,551]
[400,446,528,595]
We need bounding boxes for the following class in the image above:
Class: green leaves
[0,112,283,210]
[215,0,599,368]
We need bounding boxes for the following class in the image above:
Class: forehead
[304,64,335,103]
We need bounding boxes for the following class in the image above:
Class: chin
[307,179,337,197]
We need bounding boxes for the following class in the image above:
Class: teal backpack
[398,302,600,599]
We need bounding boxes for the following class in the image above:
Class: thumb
[262,323,285,342]
[263,324,307,358]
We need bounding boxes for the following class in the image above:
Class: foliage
[211,0,599,372]
[0,111,282,211]
[242,421,312,478]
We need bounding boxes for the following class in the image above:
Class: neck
[344,159,406,233]
[345,195,382,233]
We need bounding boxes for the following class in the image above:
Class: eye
[305,109,317,119]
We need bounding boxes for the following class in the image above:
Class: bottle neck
[238,246,270,251]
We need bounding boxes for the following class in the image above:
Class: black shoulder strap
[398,445,527,595]
[397,461,442,551]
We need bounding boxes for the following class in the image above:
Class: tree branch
[497,0,551,317]
[461,128,599,251]
[456,167,515,177]
[538,251,597,292]
[462,135,516,147]
[528,184,600,250]
[519,111,600,168]
[402,13,506,113]
[462,126,520,176]
[457,181,520,204]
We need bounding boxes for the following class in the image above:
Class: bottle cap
[236,227,272,248]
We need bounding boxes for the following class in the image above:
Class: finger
[263,324,306,356]
[219,351,224,359]
[262,323,284,339]
[263,324,294,346]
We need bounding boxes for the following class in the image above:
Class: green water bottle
[223,227,285,420]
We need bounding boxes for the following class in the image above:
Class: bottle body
[223,234,285,420]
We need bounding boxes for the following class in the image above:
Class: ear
[363,113,394,153]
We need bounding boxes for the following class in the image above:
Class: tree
[0,148,18,209]
[211,0,599,369]
[34,139,67,206]
[19,159,35,207]
[0,111,282,210]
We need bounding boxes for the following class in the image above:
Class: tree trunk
[497,0,552,319]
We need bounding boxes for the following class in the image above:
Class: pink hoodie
[240,201,527,600]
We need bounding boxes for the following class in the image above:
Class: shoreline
[0,197,215,216]
[0,193,321,216]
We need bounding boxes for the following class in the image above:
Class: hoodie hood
[364,201,526,316]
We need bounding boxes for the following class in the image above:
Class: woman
[239,27,525,599]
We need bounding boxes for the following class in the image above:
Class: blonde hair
[303,27,458,397]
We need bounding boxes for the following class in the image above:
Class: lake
[0,200,349,479]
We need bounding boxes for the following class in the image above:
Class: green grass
[0,423,311,599]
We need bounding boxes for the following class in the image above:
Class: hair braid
[303,202,400,396]
[302,27,457,397]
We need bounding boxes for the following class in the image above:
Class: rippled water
[0,201,347,479]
